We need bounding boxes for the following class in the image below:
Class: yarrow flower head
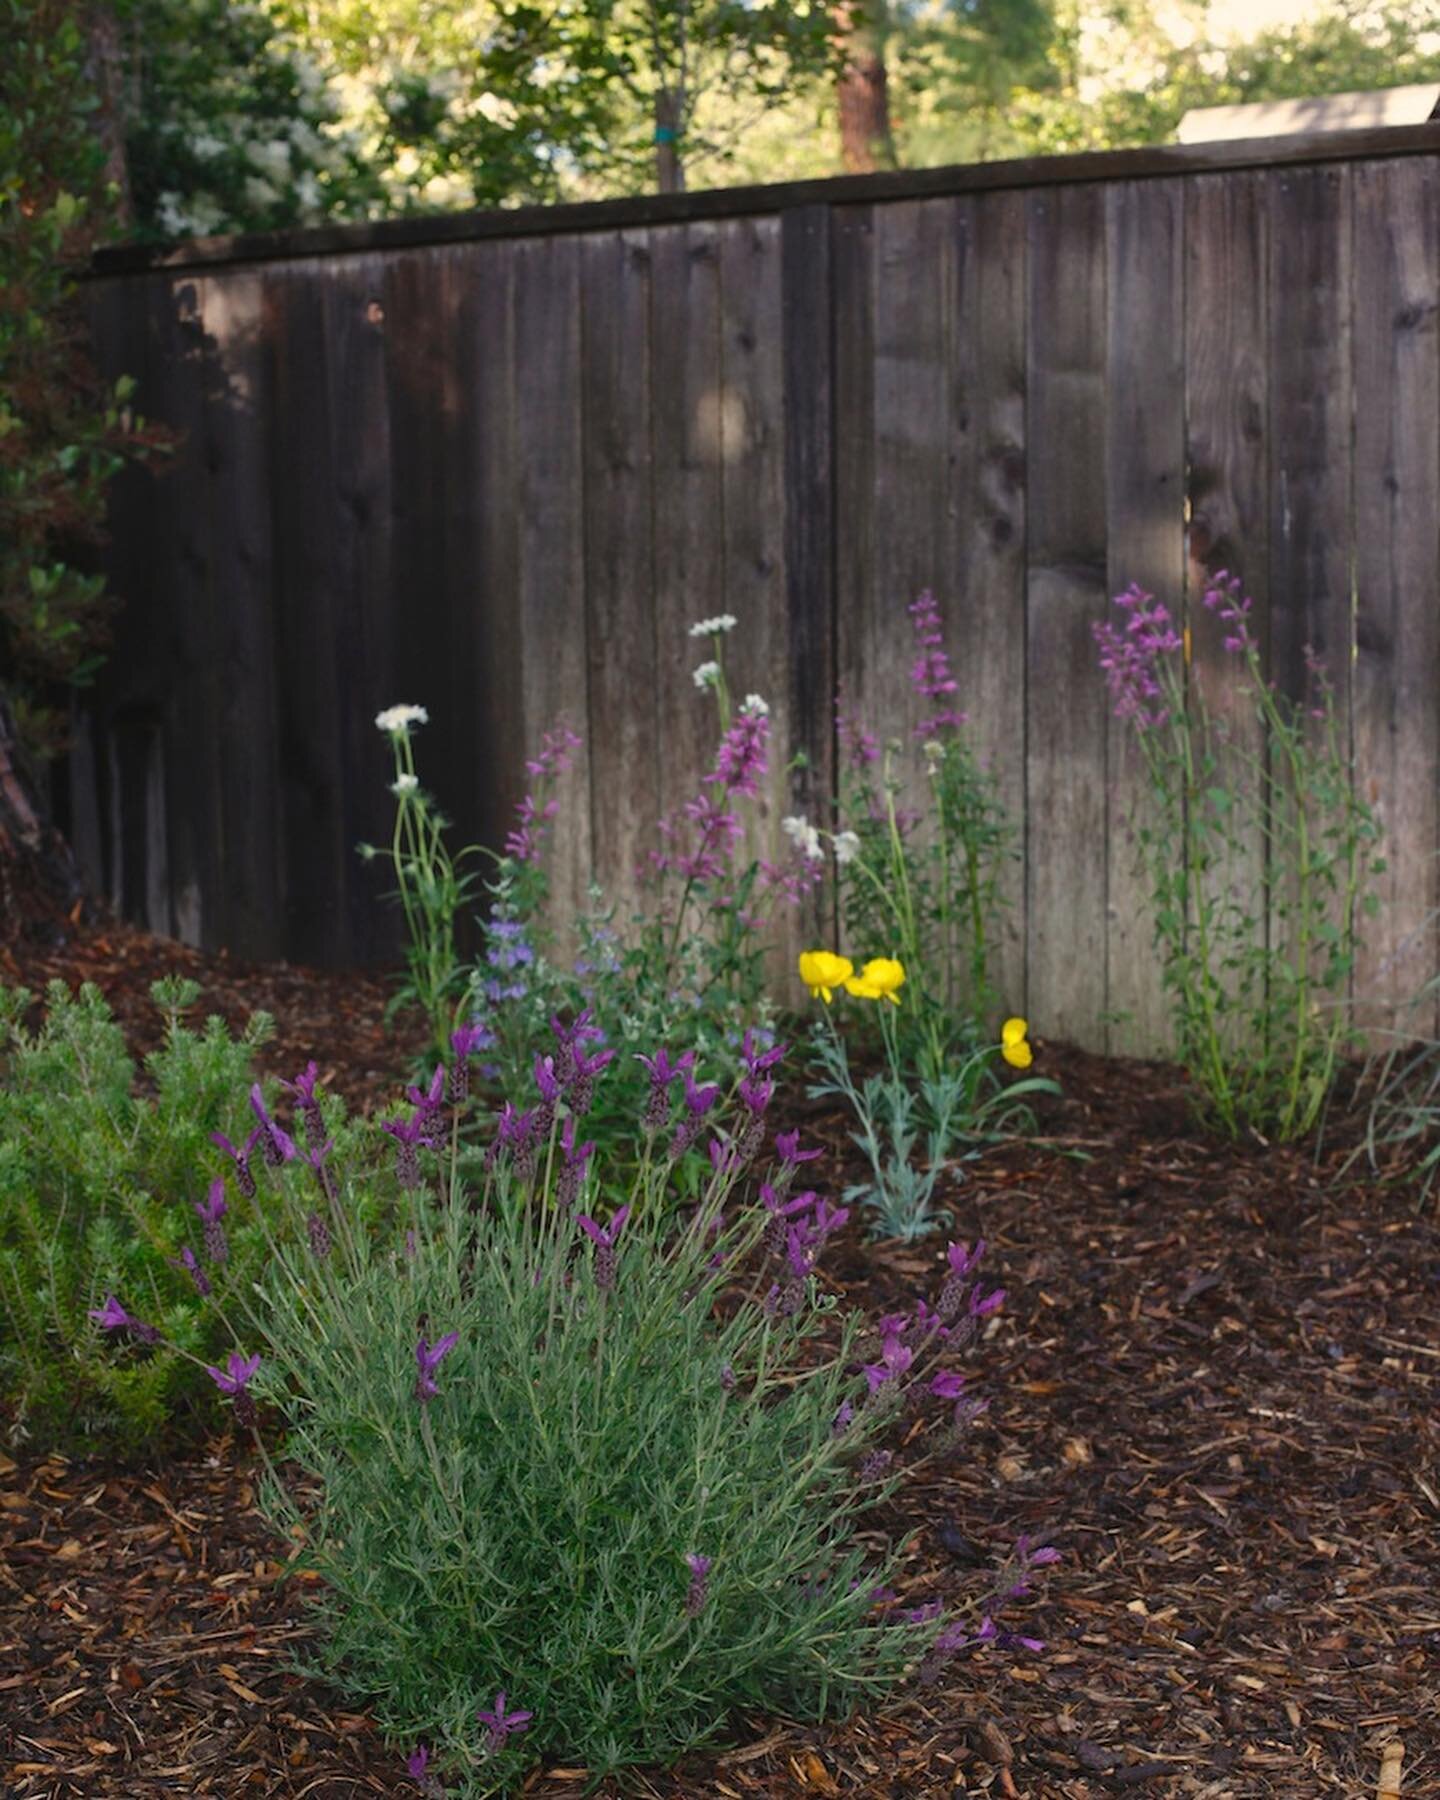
[740,692,769,717]
[833,829,861,866]
[391,772,419,795]
[375,704,429,734]
[692,659,721,690]
[688,613,737,639]
[782,814,824,862]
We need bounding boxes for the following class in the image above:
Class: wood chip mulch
[3,915,1438,1797]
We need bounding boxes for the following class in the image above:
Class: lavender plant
[829,592,1017,1079]
[800,956,1053,1239]
[95,1030,1053,1794]
[1094,575,1384,1142]
[0,977,341,1448]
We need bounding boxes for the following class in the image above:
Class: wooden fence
[74,124,1440,1053]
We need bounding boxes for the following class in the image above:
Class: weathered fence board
[77,131,1440,1051]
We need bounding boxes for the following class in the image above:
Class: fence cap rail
[87,118,1440,278]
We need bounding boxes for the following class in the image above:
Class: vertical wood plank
[198,269,281,959]
[947,190,1028,1019]
[831,199,876,852]
[1351,157,1440,1034]
[581,229,658,906]
[512,236,591,930]
[1105,178,1186,1055]
[1184,171,1271,1032]
[649,222,726,854]
[782,204,837,945]
[1025,182,1109,1049]
[717,216,792,972]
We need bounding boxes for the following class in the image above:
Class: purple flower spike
[207,1350,262,1429]
[196,1179,229,1265]
[174,1245,213,1298]
[908,590,968,736]
[684,1552,712,1617]
[249,1085,297,1167]
[89,1294,132,1331]
[415,1331,459,1404]
[969,1285,1006,1318]
[406,1743,430,1779]
[774,1129,822,1167]
[929,1369,965,1400]
[211,1126,262,1198]
[577,1206,630,1291]
[476,1690,533,1753]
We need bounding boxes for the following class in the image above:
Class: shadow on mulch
[2,916,1437,1797]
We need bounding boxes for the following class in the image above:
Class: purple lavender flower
[550,1008,606,1084]
[761,1181,815,1256]
[306,1211,332,1258]
[475,1690,533,1754]
[684,1552,712,1617]
[857,1448,893,1482]
[249,1085,297,1167]
[280,1061,326,1150]
[708,1134,742,1177]
[565,1042,615,1117]
[88,1294,132,1331]
[211,1126,262,1198]
[969,1285,1006,1319]
[196,1179,229,1265]
[741,1028,786,1075]
[488,1101,538,1183]
[577,1206,630,1291]
[636,1046,694,1135]
[774,1129,822,1168]
[1093,584,1182,730]
[939,1239,986,1320]
[831,1398,855,1436]
[862,1334,914,1394]
[720,1363,737,1392]
[448,1022,489,1104]
[929,1370,965,1400]
[556,1115,595,1212]
[405,1742,446,1796]
[381,1112,426,1190]
[532,1053,562,1137]
[415,1330,459,1404]
[173,1245,212,1298]
[207,1349,262,1428]
[669,1068,720,1160]
[1201,569,1257,655]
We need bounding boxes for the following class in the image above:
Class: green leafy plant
[1094,574,1384,1143]
[139,1030,1047,1795]
[832,592,1017,1080]
[800,955,1053,1238]
[0,977,369,1450]
[1352,953,1440,1203]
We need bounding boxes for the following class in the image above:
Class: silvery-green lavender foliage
[0,978,325,1448]
[168,1034,1040,1795]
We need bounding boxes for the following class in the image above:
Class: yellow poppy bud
[798,950,854,1005]
[1001,1017,1028,1047]
[1001,1038,1033,1069]
[843,956,906,1005]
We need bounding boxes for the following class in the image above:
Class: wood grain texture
[1105,179,1186,1055]
[947,190,1028,1019]
[581,229,658,906]
[1025,182,1109,1049]
[1351,157,1440,1034]
[1184,170,1272,1029]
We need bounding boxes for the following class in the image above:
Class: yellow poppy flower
[843,956,907,1005]
[1000,1016,1033,1068]
[798,950,854,1004]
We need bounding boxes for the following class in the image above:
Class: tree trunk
[654,86,685,193]
[834,0,896,174]
[0,689,85,947]
[84,5,134,229]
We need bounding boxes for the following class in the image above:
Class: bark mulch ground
[3,918,1437,1797]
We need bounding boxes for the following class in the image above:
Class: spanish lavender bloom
[939,1239,987,1319]
[684,1552,712,1617]
[831,1398,855,1436]
[488,1102,538,1183]
[211,1126,261,1199]
[556,1116,595,1212]
[863,1333,914,1394]
[857,1448,893,1482]
[89,1294,132,1331]
[280,1061,326,1151]
[720,1363,737,1392]
[774,1129,822,1168]
[248,1086,297,1168]
[550,1008,606,1083]
[761,1182,815,1256]
[811,1199,850,1241]
[448,1022,489,1104]
[566,1041,615,1117]
[929,1369,966,1400]
[381,1113,426,1190]
[196,1179,229,1265]
[902,1599,944,1625]
[577,1206,630,1291]
[415,1330,459,1403]
[969,1285,1006,1319]
[208,1350,262,1428]
[532,1054,562,1137]
[405,1742,446,1797]
[742,1027,785,1075]
[306,1211,332,1258]
[475,1691,533,1754]
[173,1245,212,1298]
[908,590,968,737]
[405,1065,449,1148]
[670,1069,720,1160]
[708,1134,742,1177]
[636,1046,694,1135]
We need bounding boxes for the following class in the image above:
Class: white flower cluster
[782,815,824,862]
[692,661,721,690]
[390,773,419,796]
[833,830,861,866]
[375,704,429,733]
[739,693,769,718]
[688,614,737,639]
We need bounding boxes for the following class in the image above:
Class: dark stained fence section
[79,133,1440,1050]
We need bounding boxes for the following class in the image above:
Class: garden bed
[2,919,1437,1797]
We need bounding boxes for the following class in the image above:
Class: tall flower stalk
[1094,575,1384,1142]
